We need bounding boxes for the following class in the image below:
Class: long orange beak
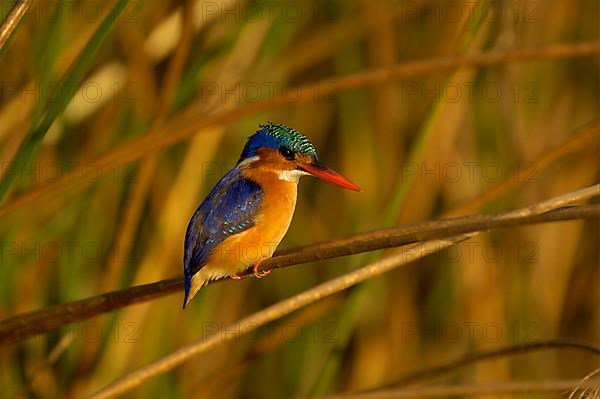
[298,161,362,192]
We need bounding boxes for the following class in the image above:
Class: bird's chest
[255,180,297,250]
[238,179,297,260]
[206,179,297,274]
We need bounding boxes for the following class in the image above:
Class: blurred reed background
[0,0,598,397]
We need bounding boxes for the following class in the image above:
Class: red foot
[230,274,247,280]
[253,259,271,279]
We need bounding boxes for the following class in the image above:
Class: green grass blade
[0,0,28,57]
[0,0,130,201]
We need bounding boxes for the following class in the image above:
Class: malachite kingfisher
[183,122,361,307]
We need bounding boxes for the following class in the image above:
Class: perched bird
[183,122,361,307]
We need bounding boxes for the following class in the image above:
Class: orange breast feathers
[237,164,298,263]
[197,161,298,279]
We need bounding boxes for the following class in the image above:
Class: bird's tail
[183,272,207,308]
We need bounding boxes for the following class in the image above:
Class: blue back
[183,167,263,306]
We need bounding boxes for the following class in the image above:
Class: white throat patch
[277,169,308,183]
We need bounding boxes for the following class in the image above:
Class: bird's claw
[253,261,271,279]
[230,261,271,280]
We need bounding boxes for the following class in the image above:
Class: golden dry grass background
[0,0,598,398]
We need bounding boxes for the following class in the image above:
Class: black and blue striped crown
[238,122,317,163]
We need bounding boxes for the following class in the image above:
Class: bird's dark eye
[279,146,295,160]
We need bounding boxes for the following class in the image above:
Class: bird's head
[238,122,361,191]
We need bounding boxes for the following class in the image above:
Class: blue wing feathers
[183,167,263,304]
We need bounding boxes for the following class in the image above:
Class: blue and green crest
[238,122,317,163]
